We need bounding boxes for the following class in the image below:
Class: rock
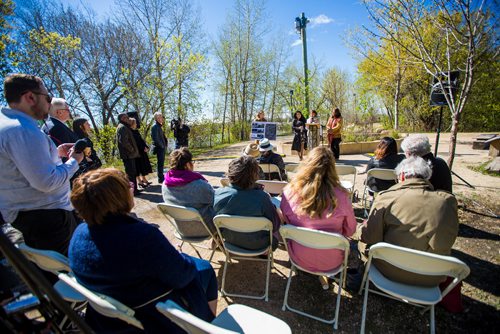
[485,157,500,173]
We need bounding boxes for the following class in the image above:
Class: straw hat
[243,143,260,157]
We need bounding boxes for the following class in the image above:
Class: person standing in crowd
[306,110,321,149]
[365,137,405,192]
[162,148,216,235]
[69,168,218,333]
[151,112,168,183]
[129,118,153,189]
[280,146,356,289]
[326,108,343,160]
[41,97,78,146]
[116,113,140,195]
[214,156,281,251]
[291,111,307,161]
[255,110,267,122]
[258,138,287,181]
[0,73,83,255]
[401,134,453,192]
[172,118,190,149]
[71,118,102,182]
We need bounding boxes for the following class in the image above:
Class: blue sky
[63,0,372,75]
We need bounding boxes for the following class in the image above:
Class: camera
[170,118,180,131]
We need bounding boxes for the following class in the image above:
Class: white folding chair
[156,300,292,334]
[279,225,350,330]
[220,178,230,187]
[362,168,397,217]
[213,215,274,301]
[256,180,288,196]
[335,164,357,201]
[259,163,283,181]
[359,242,470,334]
[58,273,144,330]
[158,203,222,262]
[18,244,87,328]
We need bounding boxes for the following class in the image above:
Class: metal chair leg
[360,278,370,334]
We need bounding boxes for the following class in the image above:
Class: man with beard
[0,74,83,255]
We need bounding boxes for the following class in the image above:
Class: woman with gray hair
[400,134,452,192]
[395,155,433,181]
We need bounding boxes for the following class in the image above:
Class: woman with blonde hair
[280,146,356,289]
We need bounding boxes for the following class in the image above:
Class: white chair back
[280,225,349,251]
[158,203,211,238]
[213,215,273,234]
[335,164,357,200]
[366,168,398,182]
[156,300,237,334]
[256,180,288,196]
[18,243,71,274]
[58,273,144,330]
[259,163,283,180]
[367,243,470,282]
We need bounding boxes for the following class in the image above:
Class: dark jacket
[422,152,453,193]
[116,122,139,160]
[365,153,405,192]
[174,125,190,147]
[42,117,79,146]
[259,151,287,181]
[68,214,215,333]
[151,121,168,150]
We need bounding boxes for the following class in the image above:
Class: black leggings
[331,137,342,159]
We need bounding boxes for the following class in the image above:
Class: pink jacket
[280,186,357,272]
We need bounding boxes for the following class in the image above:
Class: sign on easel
[251,122,277,140]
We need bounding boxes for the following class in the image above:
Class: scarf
[164,169,206,187]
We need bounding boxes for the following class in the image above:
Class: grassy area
[468,160,500,177]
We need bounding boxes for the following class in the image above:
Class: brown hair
[288,146,344,218]
[333,108,341,118]
[4,73,44,104]
[374,137,398,160]
[169,147,193,170]
[227,156,260,189]
[71,168,133,226]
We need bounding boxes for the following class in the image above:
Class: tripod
[434,105,475,189]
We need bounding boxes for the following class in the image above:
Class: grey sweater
[161,179,216,236]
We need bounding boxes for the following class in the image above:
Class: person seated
[365,136,405,192]
[360,156,458,286]
[401,134,452,192]
[258,138,287,181]
[162,148,216,235]
[214,156,281,251]
[69,168,218,333]
[280,146,357,289]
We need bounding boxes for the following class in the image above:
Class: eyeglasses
[33,92,53,103]
[22,90,53,103]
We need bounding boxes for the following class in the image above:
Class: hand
[57,143,74,159]
[144,147,149,153]
[68,148,84,163]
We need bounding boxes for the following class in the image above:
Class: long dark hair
[374,137,398,160]
[72,118,89,139]
[333,108,341,118]
[294,111,306,123]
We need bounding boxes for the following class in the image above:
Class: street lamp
[295,12,310,113]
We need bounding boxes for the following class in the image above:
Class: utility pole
[295,12,310,112]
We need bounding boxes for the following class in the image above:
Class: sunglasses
[22,90,53,103]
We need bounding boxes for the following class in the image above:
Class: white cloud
[309,14,334,27]
[291,39,302,47]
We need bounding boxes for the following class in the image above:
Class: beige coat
[361,178,458,286]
